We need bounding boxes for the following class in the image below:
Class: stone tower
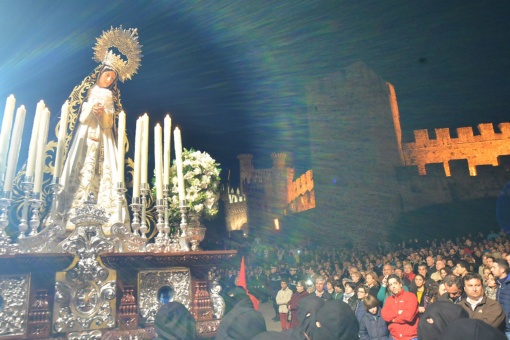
[306,62,403,244]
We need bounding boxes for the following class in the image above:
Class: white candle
[117,110,126,184]
[0,94,16,180]
[34,108,50,193]
[133,117,142,198]
[53,101,69,179]
[141,114,149,185]
[154,124,163,200]
[174,127,185,203]
[163,115,172,186]
[26,100,45,178]
[3,105,26,192]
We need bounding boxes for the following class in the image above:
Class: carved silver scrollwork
[138,268,191,323]
[52,193,117,333]
[210,281,225,319]
[0,274,30,337]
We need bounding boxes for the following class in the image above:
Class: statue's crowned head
[93,26,143,82]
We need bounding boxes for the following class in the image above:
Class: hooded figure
[154,302,196,340]
[215,295,266,340]
[438,318,506,340]
[417,301,468,340]
[312,300,359,340]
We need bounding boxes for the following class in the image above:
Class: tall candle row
[0,96,53,194]
[132,114,179,200]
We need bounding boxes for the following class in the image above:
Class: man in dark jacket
[492,258,510,337]
[458,272,505,331]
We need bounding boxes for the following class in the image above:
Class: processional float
[0,27,232,339]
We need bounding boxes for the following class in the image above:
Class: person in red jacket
[381,274,419,340]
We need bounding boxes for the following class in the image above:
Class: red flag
[238,256,247,290]
[238,256,259,310]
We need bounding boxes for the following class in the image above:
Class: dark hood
[439,318,506,340]
[311,300,359,340]
[154,302,196,340]
[215,297,266,340]
[418,301,468,340]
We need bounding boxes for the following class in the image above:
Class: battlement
[402,122,510,176]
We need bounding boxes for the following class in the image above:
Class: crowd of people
[155,230,510,339]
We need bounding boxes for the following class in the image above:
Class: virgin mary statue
[58,27,142,234]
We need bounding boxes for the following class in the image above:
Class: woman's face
[440,269,447,279]
[368,306,378,315]
[327,282,333,291]
[415,276,424,288]
[366,274,374,285]
[296,283,304,293]
[487,274,497,288]
[357,288,367,300]
[98,70,117,88]
[483,268,491,278]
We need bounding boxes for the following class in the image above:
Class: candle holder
[163,185,171,239]
[139,183,150,239]
[28,192,43,236]
[116,182,127,223]
[49,177,63,222]
[178,202,190,252]
[130,196,141,237]
[18,176,34,238]
[154,199,165,252]
[0,191,13,255]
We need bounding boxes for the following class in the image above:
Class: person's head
[404,263,413,274]
[454,260,469,277]
[486,272,497,288]
[491,258,509,279]
[333,280,343,293]
[414,274,425,288]
[436,259,446,271]
[365,271,378,286]
[394,268,403,278]
[485,256,495,267]
[344,281,356,294]
[363,294,380,315]
[463,272,483,300]
[418,263,428,277]
[313,300,359,340]
[382,264,393,276]
[356,285,368,300]
[350,271,360,282]
[426,256,435,267]
[281,279,288,290]
[270,266,277,273]
[387,274,403,296]
[440,267,453,279]
[438,282,446,296]
[289,268,297,276]
[296,280,306,293]
[97,67,118,88]
[443,274,464,300]
[326,280,333,292]
[483,267,491,279]
[417,301,469,340]
[154,302,196,340]
[315,276,325,293]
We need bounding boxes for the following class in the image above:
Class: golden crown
[93,26,142,82]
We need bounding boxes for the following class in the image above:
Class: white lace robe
[60,85,128,234]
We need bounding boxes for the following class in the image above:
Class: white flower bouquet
[165,148,221,223]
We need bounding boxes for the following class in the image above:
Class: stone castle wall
[402,123,510,176]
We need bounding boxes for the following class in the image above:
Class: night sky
[1,1,510,187]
